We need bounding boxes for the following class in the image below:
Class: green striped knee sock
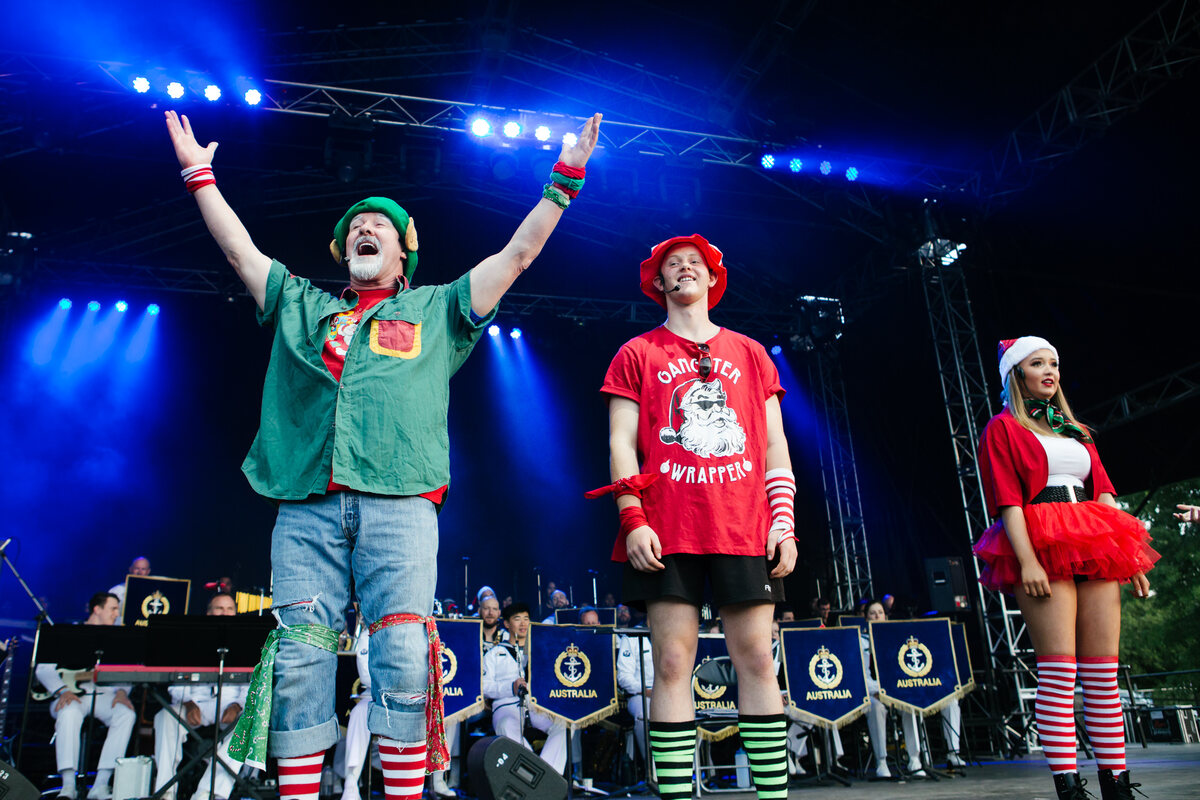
[649,720,696,800]
[739,714,788,800]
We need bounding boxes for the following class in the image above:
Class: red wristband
[619,505,649,538]
[552,161,585,180]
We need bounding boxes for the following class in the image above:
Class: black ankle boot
[1098,769,1143,800]
[1054,772,1094,800]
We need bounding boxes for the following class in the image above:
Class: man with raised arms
[164,109,600,800]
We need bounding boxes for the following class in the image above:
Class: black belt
[1030,485,1083,504]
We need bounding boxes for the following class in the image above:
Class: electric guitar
[32,667,94,702]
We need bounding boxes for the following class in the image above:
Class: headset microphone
[668,283,683,293]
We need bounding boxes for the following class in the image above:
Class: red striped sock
[277,751,325,800]
[1035,656,1078,774]
[379,739,426,800]
[1078,657,1125,772]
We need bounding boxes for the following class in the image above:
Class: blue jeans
[268,492,437,758]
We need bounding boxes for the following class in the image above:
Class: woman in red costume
[974,336,1159,800]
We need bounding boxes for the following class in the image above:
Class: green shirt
[241,260,496,500]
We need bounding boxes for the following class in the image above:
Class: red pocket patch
[369,319,422,359]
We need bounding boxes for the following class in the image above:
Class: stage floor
[603,743,1199,800]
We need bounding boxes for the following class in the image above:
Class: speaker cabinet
[467,736,567,800]
[925,556,972,613]
[0,760,40,800]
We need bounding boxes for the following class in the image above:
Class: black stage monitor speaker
[925,556,972,613]
[467,736,567,800]
[0,760,40,800]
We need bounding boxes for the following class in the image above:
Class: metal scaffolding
[986,0,1200,204]
[919,247,1036,753]
[808,318,873,609]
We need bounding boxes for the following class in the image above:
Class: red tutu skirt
[973,500,1161,594]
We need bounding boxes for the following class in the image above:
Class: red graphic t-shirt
[322,287,447,506]
[601,326,784,559]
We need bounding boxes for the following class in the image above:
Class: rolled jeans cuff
[267,716,341,759]
[369,702,427,744]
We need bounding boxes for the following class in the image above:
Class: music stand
[145,617,274,800]
[37,625,146,784]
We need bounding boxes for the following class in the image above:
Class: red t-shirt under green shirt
[321,287,448,506]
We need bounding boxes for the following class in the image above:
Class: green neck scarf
[1024,397,1093,444]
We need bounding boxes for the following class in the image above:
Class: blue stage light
[846,166,859,181]
[204,84,221,102]
[770,345,783,356]
[244,89,262,106]
[509,328,522,340]
[534,125,551,142]
[789,158,802,173]
[761,154,776,169]
[59,298,72,310]
[166,82,185,100]
[87,300,101,312]
[819,160,832,175]
[562,132,578,147]
[470,118,492,137]
[503,121,522,137]
[132,77,150,93]
[147,304,161,315]
[488,324,500,337]
[115,301,128,313]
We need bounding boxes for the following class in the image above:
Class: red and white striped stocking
[1035,656,1078,774]
[1078,657,1125,773]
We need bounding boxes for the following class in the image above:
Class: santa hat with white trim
[997,336,1058,383]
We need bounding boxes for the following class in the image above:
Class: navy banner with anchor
[528,624,617,728]
[692,634,738,741]
[870,618,962,716]
[781,627,870,729]
[436,618,485,723]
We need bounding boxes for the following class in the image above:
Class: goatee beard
[348,254,383,281]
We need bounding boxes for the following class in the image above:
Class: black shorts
[622,553,785,611]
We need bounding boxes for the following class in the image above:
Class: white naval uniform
[482,642,566,773]
[35,663,136,773]
[861,632,920,771]
[153,682,249,799]
[339,633,372,800]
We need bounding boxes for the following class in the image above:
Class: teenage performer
[164,109,601,800]
[974,336,1160,800]
[592,234,798,800]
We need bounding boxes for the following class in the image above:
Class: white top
[1035,433,1090,488]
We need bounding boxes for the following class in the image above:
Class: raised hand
[164,110,218,169]
[558,113,602,170]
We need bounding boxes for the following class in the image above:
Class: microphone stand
[460,561,470,618]
[3,541,54,769]
[586,570,599,606]
[533,568,543,619]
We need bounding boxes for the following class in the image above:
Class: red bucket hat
[639,234,728,309]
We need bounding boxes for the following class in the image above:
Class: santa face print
[659,377,747,458]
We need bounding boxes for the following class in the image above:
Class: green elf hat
[329,197,419,282]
